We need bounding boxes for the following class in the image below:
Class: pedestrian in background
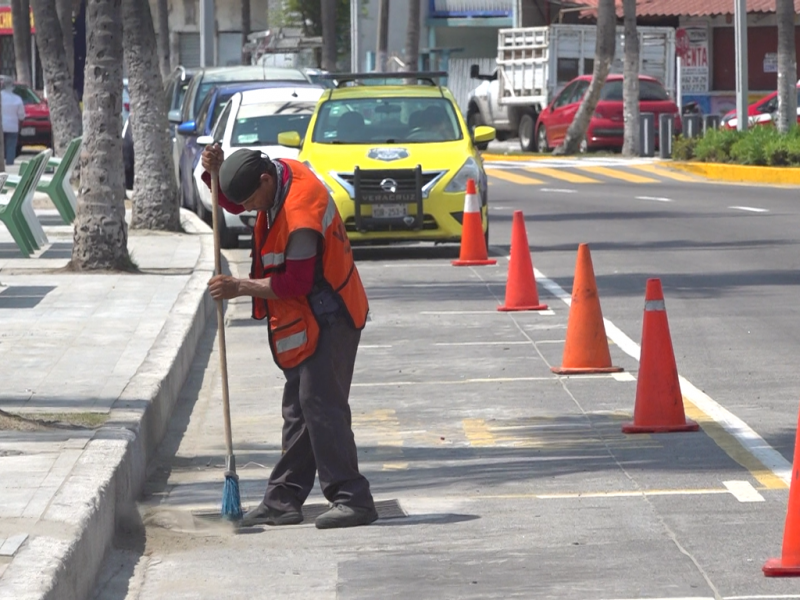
[201,145,379,530]
[1,77,25,166]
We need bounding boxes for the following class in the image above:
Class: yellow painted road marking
[478,488,731,499]
[577,165,659,184]
[524,166,599,184]
[683,398,787,489]
[353,409,407,471]
[628,163,700,182]
[486,168,544,185]
[463,418,495,446]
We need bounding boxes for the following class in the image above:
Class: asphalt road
[92,162,800,600]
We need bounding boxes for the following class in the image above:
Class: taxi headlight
[444,157,481,193]
[303,161,335,195]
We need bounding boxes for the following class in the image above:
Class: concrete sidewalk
[0,207,215,600]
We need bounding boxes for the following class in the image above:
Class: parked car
[721,84,800,129]
[175,81,322,210]
[12,82,52,154]
[534,74,681,152]
[192,85,325,247]
[169,65,312,193]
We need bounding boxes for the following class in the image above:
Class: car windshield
[14,85,41,105]
[231,101,317,146]
[311,97,463,144]
[600,80,669,102]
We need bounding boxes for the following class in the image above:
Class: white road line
[636,195,672,202]
[533,267,793,486]
[489,206,514,210]
[434,341,531,346]
[726,595,800,599]
[729,205,768,213]
[420,310,548,315]
[540,188,577,193]
[612,372,636,382]
[360,344,393,349]
[723,480,765,502]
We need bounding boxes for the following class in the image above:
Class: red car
[12,82,52,154]
[535,74,681,152]
[721,84,800,129]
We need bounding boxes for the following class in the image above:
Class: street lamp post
[734,0,748,131]
[350,0,359,72]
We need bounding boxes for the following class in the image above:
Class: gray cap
[219,149,269,205]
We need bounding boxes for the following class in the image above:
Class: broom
[210,166,242,522]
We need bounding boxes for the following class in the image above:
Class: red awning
[573,0,800,17]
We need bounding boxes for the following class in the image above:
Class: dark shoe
[315,504,378,529]
[241,502,303,527]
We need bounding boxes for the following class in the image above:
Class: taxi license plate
[20,127,35,136]
[372,204,407,219]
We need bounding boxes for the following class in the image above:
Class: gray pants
[264,315,375,512]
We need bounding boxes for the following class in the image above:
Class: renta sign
[677,26,709,93]
[0,7,35,36]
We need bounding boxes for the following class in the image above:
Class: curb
[481,152,554,162]
[0,209,217,600]
[669,161,800,185]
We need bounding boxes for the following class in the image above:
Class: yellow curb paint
[463,418,496,446]
[628,163,700,182]
[525,166,600,184]
[682,397,787,490]
[486,168,544,185]
[577,165,659,184]
[670,161,800,185]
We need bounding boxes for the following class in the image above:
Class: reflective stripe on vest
[322,197,337,231]
[262,252,285,268]
[276,330,307,354]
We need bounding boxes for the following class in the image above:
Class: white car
[194,85,325,247]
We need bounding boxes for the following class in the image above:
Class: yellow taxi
[276,72,496,244]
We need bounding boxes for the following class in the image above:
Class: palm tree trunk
[404,0,420,72]
[70,0,130,270]
[11,0,33,86]
[553,0,616,155]
[0,92,6,172]
[621,0,639,156]
[29,0,82,157]
[777,0,797,134]
[56,0,74,84]
[123,0,180,231]
[156,0,171,81]
[321,0,337,71]
[376,0,389,71]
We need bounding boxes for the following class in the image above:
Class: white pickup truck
[467,24,676,150]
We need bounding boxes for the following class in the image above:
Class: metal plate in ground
[0,285,56,308]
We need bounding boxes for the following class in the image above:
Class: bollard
[639,112,655,157]
[703,114,721,133]
[684,115,702,138]
[658,113,674,159]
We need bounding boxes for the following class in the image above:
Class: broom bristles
[221,472,243,521]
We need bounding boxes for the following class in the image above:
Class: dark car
[14,83,52,154]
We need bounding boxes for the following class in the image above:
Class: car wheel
[468,110,489,151]
[536,125,550,153]
[519,114,536,152]
[217,207,239,249]
[193,180,210,224]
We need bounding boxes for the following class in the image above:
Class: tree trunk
[376,0,388,71]
[30,0,82,157]
[70,0,130,270]
[241,0,251,65]
[553,0,616,155]
[777,0,797,134]
[0,91,7,172]
[404,0,420,72]
[321,0,337,71]
[156,0,171,81]
[56,0,74,83]
[123,0,180,231]
[12,0,33,86]
[621,0,639,156]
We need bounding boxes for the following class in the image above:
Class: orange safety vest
[251,159,369,369]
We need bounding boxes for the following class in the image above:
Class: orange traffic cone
[498,210,547,311]
[763,399,800,576]
[551,244,622,374]
[622,279,698,434]
[452,178,496,267]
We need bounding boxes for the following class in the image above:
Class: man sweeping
[201,145,378,530]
